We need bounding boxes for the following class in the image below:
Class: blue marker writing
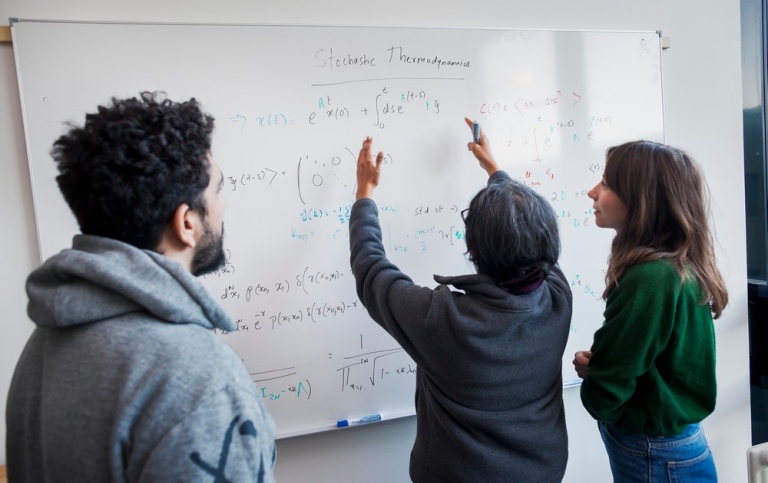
[472,119,480,143]
[337,414,382,428]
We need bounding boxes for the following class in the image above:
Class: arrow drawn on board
[230,114,247,129]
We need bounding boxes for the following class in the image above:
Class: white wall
[0,1,749,482]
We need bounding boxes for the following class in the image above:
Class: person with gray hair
[347,118,573,482]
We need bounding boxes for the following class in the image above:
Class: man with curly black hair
[6,92,277,482]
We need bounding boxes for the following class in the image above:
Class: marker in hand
[472,119,480,143]
[336,414,382,428]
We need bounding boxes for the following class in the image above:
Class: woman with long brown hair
[574,140,728,482]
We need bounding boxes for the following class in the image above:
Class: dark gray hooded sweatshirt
[349,172,573,483]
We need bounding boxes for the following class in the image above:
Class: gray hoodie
[6,235,276,482]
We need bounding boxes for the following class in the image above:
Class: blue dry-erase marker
[472,119,480,143]
[337,414,382,428]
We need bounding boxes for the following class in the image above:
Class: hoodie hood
[26,234,235,332]
[433,272,555,314]
[433,273,501,295]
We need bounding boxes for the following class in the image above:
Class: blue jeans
[598,421,717,482]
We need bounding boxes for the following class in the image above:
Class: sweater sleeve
[489,170,512,185]
[348,198,441,360]
[579,262,680,425]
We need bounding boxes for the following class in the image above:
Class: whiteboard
[11,20,664,438]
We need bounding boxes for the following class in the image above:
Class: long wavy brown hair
[601,140,728,318]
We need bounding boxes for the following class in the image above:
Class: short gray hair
[463,179,560,283]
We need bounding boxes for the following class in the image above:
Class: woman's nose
[587,183,598,200]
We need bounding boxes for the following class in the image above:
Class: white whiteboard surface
[11,20,663,438]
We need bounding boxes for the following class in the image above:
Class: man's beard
[191,221,226,277]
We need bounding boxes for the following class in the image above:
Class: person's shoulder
[110,314,222,345]
[624,259,678,280]
[106,316,246,383]
[156,323,243,372]
[615,260,684,298]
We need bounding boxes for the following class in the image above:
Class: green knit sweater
[580,259,716,436]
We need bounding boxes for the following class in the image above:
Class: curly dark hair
[52,91,215,250]
[463,178,560,284]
